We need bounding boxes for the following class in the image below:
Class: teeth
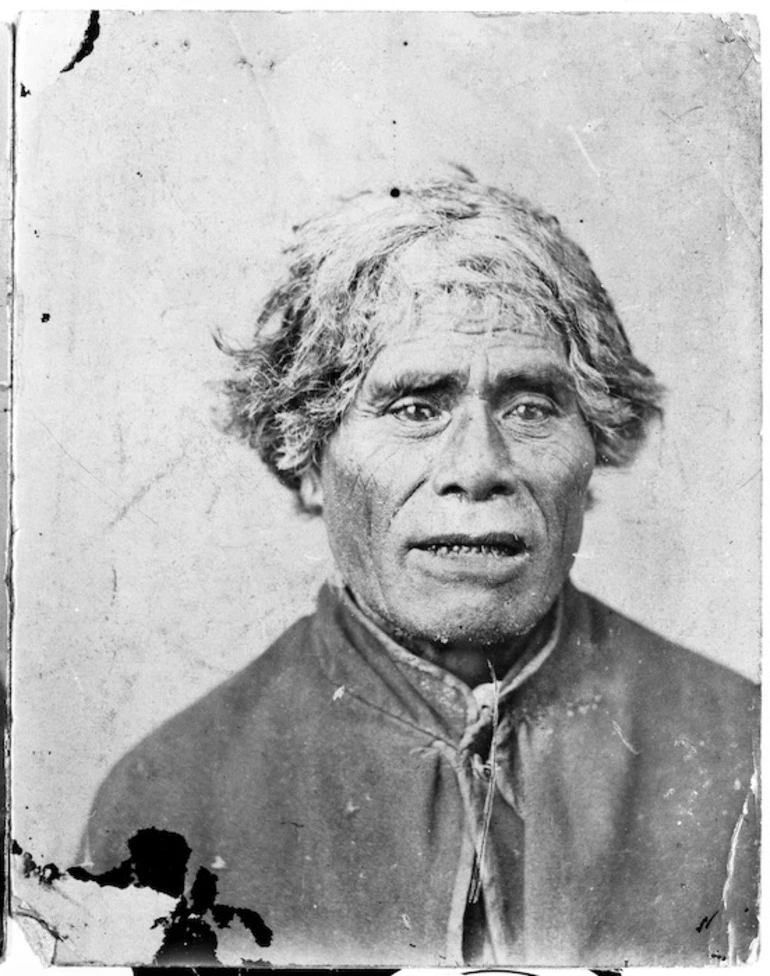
[427,543,519,557]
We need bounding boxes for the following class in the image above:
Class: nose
[431,400,518,501]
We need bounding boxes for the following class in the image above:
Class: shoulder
[132,612,319,762]
[82,609,324,869]
[578,586,757,685]
[569,584,759,735]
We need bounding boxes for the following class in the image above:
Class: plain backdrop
[11,10,760,878]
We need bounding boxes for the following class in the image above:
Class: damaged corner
[11,904,61,964]
[11,832,273,966]
[59,11,101,75]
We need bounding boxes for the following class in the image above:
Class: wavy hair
[217,178,663,508]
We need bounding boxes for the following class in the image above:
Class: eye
[505,397,558,423]
[389,399,441,424]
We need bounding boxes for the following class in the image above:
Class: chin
[388,596,551,650]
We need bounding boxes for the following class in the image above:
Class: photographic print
[8,10,760,968]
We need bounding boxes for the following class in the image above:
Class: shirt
[83,580,759,967]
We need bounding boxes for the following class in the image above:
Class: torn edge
[12,901,60,965]
[716,762,760,964]
[11,834,272,966]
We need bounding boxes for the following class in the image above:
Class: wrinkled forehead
[366,232,564,342]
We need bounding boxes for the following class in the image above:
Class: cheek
[320,450,392,567]
[325,436,419,520]
[532,434,595,521]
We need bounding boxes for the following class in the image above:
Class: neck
[347,590,558,689]
[407,609,557,688]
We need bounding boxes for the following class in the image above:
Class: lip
[412,531,528,553]
[408,532,530,584]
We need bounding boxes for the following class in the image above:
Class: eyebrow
[365,363,575,402]
[367,370,463,398]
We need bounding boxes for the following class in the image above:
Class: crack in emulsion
[60,11,101,75]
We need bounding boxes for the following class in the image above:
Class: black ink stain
[696,909,719,933]
[60,11,101,75]
[12,840,63,886]
[181,40,191,50]
[20,83,31,97]
[390,187,401,198]
[157,866,272,965]
[69,828,273,964]
[70,827,191,897]
[41,313,50,323]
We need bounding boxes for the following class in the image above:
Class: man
[83,178,758,967]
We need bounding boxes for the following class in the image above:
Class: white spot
[567,123,601,177]
[612,720,640,755]
[402,913,412,930]
[211,855,226,870]
[332,685,345,701]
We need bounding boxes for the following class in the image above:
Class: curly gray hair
[217,178,663,509]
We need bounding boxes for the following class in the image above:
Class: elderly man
[83,179,758,967]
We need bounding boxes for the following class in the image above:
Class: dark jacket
[83,582,759,967]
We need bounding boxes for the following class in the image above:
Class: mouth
[408,532,530,585]
[413,532,528,559]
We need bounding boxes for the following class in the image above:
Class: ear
[299,467,324,515]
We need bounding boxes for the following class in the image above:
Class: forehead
[376,289,556,341]
[363,291,569,393]
[367,232,563,343]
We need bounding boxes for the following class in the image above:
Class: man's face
[310,290,595,652]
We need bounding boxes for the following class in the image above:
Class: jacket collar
[311,579,567,745]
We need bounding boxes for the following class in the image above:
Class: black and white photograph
[8,9,761,969]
